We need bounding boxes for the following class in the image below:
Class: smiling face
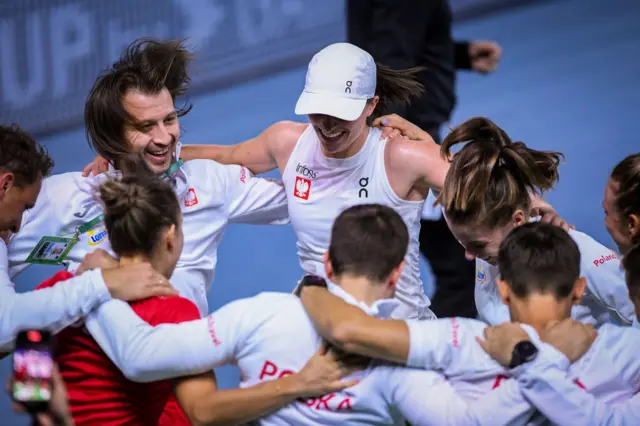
[307,97,378,158]
[122,88,180,175]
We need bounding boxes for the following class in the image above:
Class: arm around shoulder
[181,121,304,175]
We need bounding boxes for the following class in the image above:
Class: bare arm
[173,346,358,426]
[180,121,304,175]
[174,373,302,426]
[299,286,410,364]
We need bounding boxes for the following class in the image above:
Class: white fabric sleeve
[512,343,640,426]
[578,235,636,325]
[388,368,534,426]
[405,317,506,380]
[85,296,256,382]
[224,164,290,225]
[0,244,111,351]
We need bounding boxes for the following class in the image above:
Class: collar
[326,282,401,319]
[106,142,189,198]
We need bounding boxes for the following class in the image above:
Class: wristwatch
[294,275,328,297]
[508,341,539,368]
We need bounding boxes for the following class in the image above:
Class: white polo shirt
[84,285,533,425]
[7,154,289,316]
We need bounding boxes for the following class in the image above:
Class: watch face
[516,341,538,361]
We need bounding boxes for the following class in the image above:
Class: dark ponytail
[369,63,425,123]
[610,154,640,239]
[437,117,564,227]
[623,243,640,300]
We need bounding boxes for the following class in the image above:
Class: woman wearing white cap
[85,43,564,320]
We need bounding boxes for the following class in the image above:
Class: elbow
[118,352,157,383]
[185,407,236,426]
[121,364,152,383]
[327,320,365,353]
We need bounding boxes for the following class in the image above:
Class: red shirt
[37,271,200,425]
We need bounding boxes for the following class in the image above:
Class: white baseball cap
[295,43,376,122]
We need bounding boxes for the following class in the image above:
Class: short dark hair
[498,222,580,299]
[85,38,193,163]
[328,204,409,283]
[623,244,640,300]
[99,154,180,257]
[0,124,54,186]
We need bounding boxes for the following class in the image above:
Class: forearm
[0,270,110,350]
[180,144,233,165]
[185,376,301,426]
[405,318,505,380]
[513,347,640,426]
[401,380,532,426]
[86,300,221,382]
[300,287,409,363]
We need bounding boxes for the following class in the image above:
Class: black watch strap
[508,340,538,369]
[294,275,328,297]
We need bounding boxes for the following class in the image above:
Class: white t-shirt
[406,318,640,425]
[7,155,289,315]
[475,228,637,327]
[84,286,532,426]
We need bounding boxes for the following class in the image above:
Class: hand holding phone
[12,330,54,413]
[11,330,74,425]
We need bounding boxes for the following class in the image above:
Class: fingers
[475,336,489,353]
[149,284,179,298]
[334,378,360,391]
[372,114,402,129]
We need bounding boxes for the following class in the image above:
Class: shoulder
[132,296,201,325]
[236,292,301,313]
[35,271,75,290]
[386,136,443,176]
[264,121,308,158]
[266,121,307,140]
[221,292,303,325]
[569,229,621,272]
[40,172,97,205]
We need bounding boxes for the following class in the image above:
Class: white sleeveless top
[283,125,432,319]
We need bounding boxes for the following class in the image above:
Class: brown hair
[0,124,54,186]
[328,203,408,283]
[368,63,425,123]
[85,38,194,165]
[438,117,564,227]
[98,154,180,257]
[623,243,640,300]
[610,154,640,244]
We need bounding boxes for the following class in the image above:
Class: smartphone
[12,330,54,412]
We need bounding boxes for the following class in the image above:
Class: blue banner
[0,0,539,135]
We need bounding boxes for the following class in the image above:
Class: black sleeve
[455,41,473,70]
[347,0,424,69]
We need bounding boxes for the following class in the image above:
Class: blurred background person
[347,0,502,319]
